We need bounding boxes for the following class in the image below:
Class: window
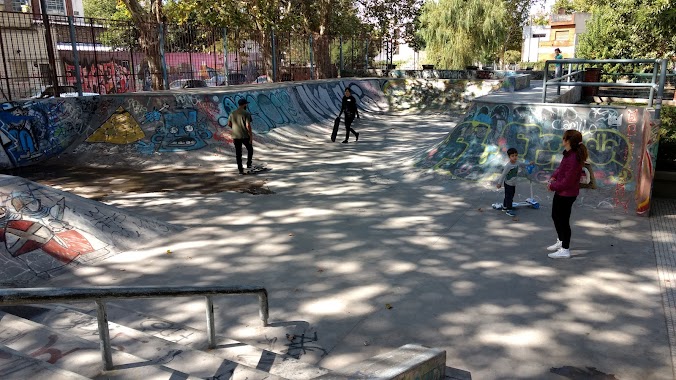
[45,0,66,15]
[9,0,26,12]
[532,33,546,38]
[555,31,568,41]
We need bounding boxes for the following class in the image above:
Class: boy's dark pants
[234,138,253,172]
[503,183,515,210]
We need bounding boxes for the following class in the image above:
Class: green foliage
[418,0,507,69]
[577,0,676,60]
[551,0,575,14]
[83,0,127,19]
[661,105,676,143]
[504,50,521,64]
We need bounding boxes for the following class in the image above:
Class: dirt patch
[2,164,274,200]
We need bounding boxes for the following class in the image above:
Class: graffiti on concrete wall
[419,102,648,212]
[0,99,99,169]
[64,58,133,94]
[0,183,108,283]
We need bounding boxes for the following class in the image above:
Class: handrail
[0,285,269,371]
[541,58,667,108]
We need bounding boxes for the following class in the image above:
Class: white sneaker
[546,239,562,251]
[548,248,571,259]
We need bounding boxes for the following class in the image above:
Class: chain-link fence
[0,10,394,101]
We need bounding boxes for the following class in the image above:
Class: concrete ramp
[0,175,180,286]
[0,79,500,170]
[416,101,659,215]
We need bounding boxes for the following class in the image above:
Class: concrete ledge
[316,344,446,379]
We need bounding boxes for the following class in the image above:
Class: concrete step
[0,310,200,379]
[0,343,90,380]
[82,302,332,379]
[2,304,286,380]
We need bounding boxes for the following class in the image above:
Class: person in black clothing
[339,88,360,143]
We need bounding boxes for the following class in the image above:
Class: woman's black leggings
[344,114,358,140]
[552,193,577,249]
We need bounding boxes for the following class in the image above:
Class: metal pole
[89,18,100,93]
[649,60,659,107]
[0,23,13,100]
[271,29,277,82]
[655,59,667,119]
[365,38,369,76]
[213,29,217,83]
[223,28,229,86]
[258,290,269,326]
[542,63,549,103]
[129,27,136,92]
[159,23,169,89]
[95,300,114,371]
[68,16,82,96]
[205,295,216,349]
[309,35,314,80]
[339,35,343,78]
[39,0,60,96]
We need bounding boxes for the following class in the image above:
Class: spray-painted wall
[0,79,658,215]
[417,102,659,215]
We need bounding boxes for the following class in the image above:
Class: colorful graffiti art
[64,58,132,94]
[420,103,643,191]
[87,106,145,144]
[0,188,103,279]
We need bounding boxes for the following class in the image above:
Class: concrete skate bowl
[0,78,502,171]
[0,78,507,285]
[416,101,660,216]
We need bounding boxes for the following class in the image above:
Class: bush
[660,105,676,143]
[657,106,676,171]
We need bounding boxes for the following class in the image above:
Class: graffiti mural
[0,79,657,214]
[418,102,652,213]
[0,182,106,283]
[0,176,179,286]
[64,58,133,94]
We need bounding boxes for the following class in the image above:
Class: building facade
[521,11,591,64]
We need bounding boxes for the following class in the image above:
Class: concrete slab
[0,78,672,379]
[28,110,673,379]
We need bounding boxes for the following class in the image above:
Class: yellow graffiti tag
[87,107,145,144]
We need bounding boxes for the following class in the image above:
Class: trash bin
[583,67,602,97]
[422,64,434,70]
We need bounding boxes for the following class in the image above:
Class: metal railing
[542,58,669,114]
[0,285,269,371]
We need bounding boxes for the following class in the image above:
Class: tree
[82,0,118,19]
[418,0,507,69]
[577,0,676,61]
[356,0,424,67]
[119,0,165,89]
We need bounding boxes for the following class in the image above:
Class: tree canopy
[576,0,675,59]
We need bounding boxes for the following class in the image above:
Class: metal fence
[0,10,391,101]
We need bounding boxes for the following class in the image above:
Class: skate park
[0,72,674,379]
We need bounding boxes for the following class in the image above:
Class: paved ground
[22,105,675,379]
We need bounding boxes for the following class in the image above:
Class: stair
[0,303,447,379]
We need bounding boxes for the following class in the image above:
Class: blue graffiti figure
[0,105,40,161]
[150,110,212,152]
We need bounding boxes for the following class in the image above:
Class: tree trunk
[313,33,332,79]
[121,0,165,90]
[138,22,164,90]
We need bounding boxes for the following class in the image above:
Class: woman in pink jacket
[546,129,589,259]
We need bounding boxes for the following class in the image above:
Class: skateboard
[246,164,271,175]
[331,116,340,142]
[492,199,540,210]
